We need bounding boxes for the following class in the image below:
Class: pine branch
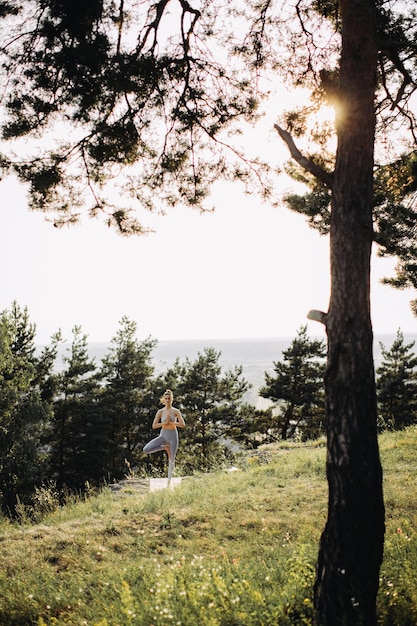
[274,124,334,189]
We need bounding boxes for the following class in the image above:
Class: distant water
[49,334,417,409]
[153,337,290,390]
[151,334,417,406]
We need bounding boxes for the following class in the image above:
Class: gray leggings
[143,428,179,480]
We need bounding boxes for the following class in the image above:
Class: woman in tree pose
[143,390,185,481]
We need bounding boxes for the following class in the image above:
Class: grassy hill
[0,428,416,625]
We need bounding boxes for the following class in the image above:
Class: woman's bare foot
[163,443,171,459]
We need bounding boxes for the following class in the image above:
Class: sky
[1,170,416,346]
[0,100,416,345]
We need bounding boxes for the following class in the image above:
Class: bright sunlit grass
[0,429,416,625]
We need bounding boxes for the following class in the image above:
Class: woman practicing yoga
[143,389,185,481]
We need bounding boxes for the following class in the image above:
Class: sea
[51,333,417,409]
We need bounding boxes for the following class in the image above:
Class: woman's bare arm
[175,410,186,428]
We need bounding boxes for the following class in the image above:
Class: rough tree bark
[277,1,385,624]
[314,2,385,624]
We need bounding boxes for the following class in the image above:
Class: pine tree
[0,303,52,514]
[50,326,103,490]
[376,329,417,431]
[227,403,273,450]
[160,347,249,471]
[259,326,326,441]
[100,317,157,479]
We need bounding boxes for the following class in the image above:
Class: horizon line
[35,330,417,346]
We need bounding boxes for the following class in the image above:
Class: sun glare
[314,104,336,125]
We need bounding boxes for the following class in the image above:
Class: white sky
[0,97,416,345]
[1,171,416,345]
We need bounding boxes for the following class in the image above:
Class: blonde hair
[160,389,174,404]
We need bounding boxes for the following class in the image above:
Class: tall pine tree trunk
[314,1,385,624]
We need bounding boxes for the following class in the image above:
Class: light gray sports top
[161,409,176,424]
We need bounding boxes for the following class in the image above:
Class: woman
[143,389,185,481]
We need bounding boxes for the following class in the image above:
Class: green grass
[0,428,416,625]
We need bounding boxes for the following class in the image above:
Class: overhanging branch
[274,124,334,189]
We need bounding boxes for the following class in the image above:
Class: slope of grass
[0,429,416,625]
